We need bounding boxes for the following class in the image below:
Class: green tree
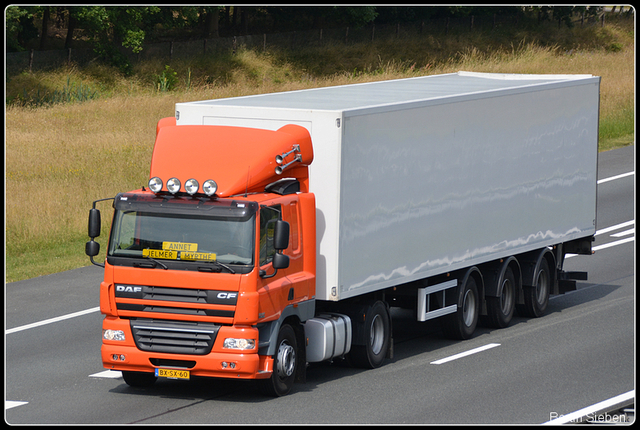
[5,5,40,51]
[70,6,159,73]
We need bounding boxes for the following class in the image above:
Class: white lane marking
[430,343,500,365]
[90,370,122,379]
[596,220,634,236]
[5,401,28,410]
[565,220,634,259]
[593,236,635,251]
[542,389,635,424]
[611,228,634,238]
[5,307,100,335]
[597,171,634,185]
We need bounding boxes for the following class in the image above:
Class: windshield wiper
[198,260,236,274]
[135,257,168,270]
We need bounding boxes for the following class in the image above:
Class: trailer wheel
[260,324,298,397]
[348,301,391,369]
[485,266,516,328]
[122,371,157,388]
[519,258,551,318]
[442,274,479,340]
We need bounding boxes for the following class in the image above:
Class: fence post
[170,41,174,60]
[29,49,34,72]
[371,24,375,42]
[345,26,349,44]
[67,48,72,65]
[263,33,266,51]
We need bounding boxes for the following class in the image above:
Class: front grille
[115,284,237,320]
[130,319,220,355]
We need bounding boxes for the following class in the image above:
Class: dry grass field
[5,17,634,282]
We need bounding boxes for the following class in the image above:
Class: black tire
[122,370,157,387]
[259,324,298,397]
[518,258,551,318]
[441,275,479,340]
[348,301,391,369]
[485,266,516,328]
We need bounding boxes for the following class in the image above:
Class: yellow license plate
[155,368,190,380]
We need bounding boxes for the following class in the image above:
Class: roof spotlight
[167,177,181,194]
[203,179,218,196]
[148,177,163,193]
[185,178,199,195]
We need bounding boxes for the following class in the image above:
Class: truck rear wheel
[519,258,551,318]
[441,274,479,340]
[259,324,298,397]
[485,266,516,328]
[122,370,157,388]
[348,301,391,369]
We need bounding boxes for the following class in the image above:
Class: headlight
[148,177,163,193]
[185,178,199,195]
[223,338,255,350]
[202,179,217,196]
[103,329,125,341]
[166,177,181,194]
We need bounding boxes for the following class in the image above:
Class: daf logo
[217,292,237,300]
[116,285,142,293]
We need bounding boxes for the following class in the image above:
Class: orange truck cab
[88,119,320,396]
[86,72,599,397]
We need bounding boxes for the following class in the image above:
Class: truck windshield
[107,194,256,272]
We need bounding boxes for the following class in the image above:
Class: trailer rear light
[167,177,181,194]
[223,338,256,350]
[103,329,125,341]
[203,179,217,196]
[148,177,163,193]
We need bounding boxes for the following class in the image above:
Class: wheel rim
[536,270,549,304]
[500,278,514,314]
[276,339,295,378]
[462,288,476,326]
[369,314,385,355]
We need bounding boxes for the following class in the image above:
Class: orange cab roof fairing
[149,119,313,197]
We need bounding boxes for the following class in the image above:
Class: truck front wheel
[260,324,298,397]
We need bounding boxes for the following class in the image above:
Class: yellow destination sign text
[142,249,178,260]
[181,252,217,261]
[162,242,198,252]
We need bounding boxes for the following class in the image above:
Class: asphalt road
[5,145,635,425]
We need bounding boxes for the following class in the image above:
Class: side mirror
[260,220,290,279]
[272,252,289,270]
[85,240,100,257]
[273,220,290,250]
[88,208,101,238]
[86,206,104,268]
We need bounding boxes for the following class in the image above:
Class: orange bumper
[101,317,273,380]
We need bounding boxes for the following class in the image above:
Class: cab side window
[259,205,281,266]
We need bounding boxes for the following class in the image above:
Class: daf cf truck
[86,71,599,396]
